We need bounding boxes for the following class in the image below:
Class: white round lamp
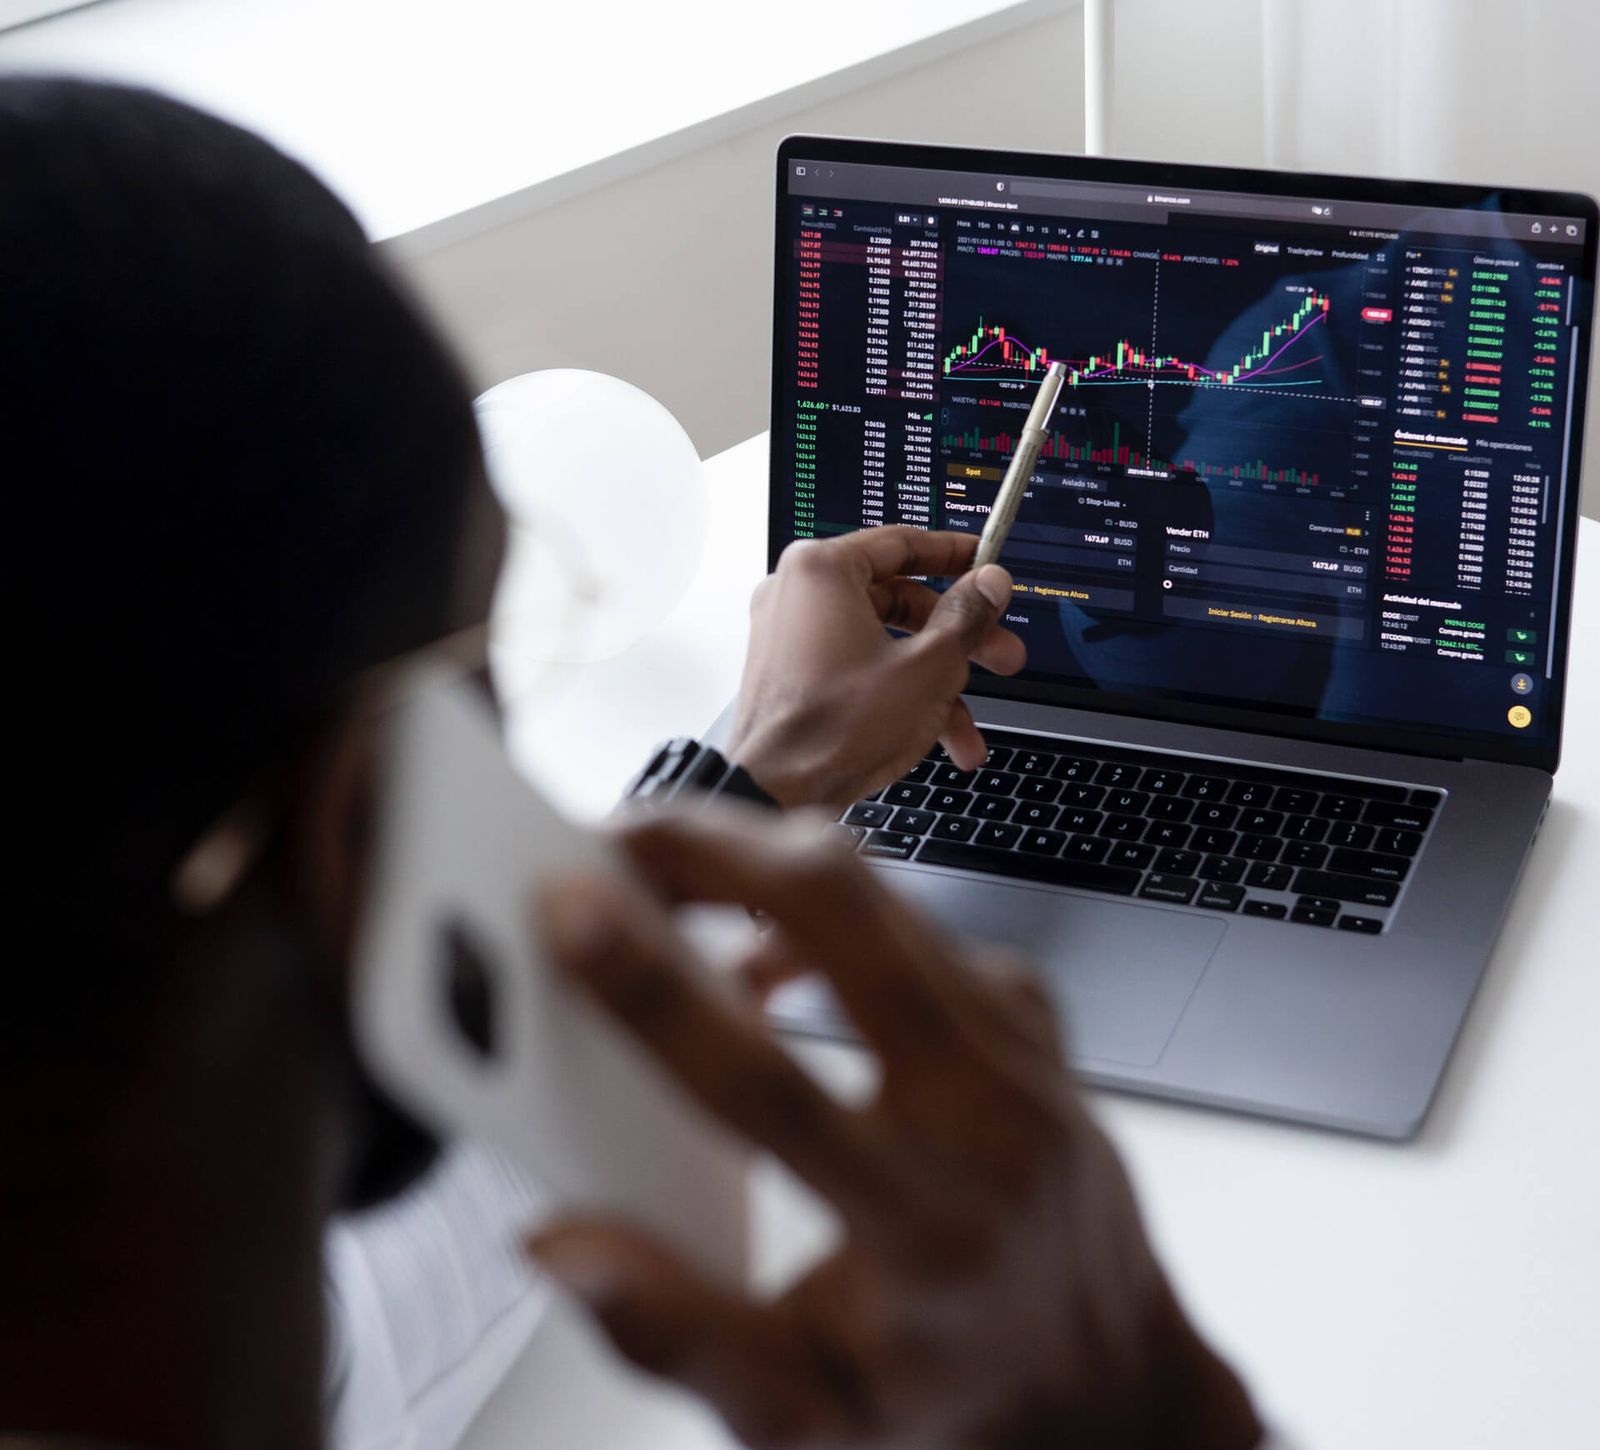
[475,370,708,693]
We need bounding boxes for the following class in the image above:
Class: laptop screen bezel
[768,134,1598,775]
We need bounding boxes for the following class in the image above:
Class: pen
[973,359,1069,571]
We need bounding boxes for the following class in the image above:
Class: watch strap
[623,738,779,810]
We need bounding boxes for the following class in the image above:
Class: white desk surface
[475,435,1600,1450]
[0,0,1067,245]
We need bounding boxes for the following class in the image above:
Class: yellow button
[1508,705,1532,729]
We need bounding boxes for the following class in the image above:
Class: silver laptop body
[735,137,1596,1139]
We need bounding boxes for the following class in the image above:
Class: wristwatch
[623,738,780,810]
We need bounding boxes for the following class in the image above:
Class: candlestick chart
[942,291,1331,392]
[937,247,1365,496]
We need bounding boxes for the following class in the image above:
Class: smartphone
[351,672,748,1286]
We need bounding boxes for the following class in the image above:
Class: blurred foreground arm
[726,526,1027,808]
[532,809,1262,1450]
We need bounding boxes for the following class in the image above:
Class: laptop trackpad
[771,872,1224,1069]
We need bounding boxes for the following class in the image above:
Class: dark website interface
[775,159,1591,752]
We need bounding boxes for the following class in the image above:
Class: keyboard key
[1013,802,1059,830]
[1147,797,1194,823]
[904,761,935,783]
[928,788,975,814]
[1284,814,1329,842]
[1226,781,1274,807]
[1273,788,1319,814]
[844,801,892,829]
[981,748,1013,771]
[1339,915,1385,934]
[1095,762,1143,789]
[1191,827,1238,856]
[1058,809,1105,834]
[1409,789,1443,810]
[1011,750,1056,775]
[1052,756,1100,782]
[1060,783,1107,809]
[974,822,1023,850]
[969,794,1016,822]
[1296,895,1341,914]
[1289,868,1399,908]
[1328,848,1411,882]
[888,808,936,835]
[1317,794,1366,821]
[1237,809,1284,836]
[1063,833,1113,863]
[1183,775,1230,801]
[1109,842,1157,870]
[1193,802,1239,830]
[861,830,919,859]
[929,813,978,843]
[974,770,1020,796]
[1098,813,1146,840]
[1154,848,1201,875]
[1197,882,1245,912]
[1325,821,1375,850]
[1242,900,1289,919]
[1146,822,1192,849]
[932,765,978,789]
[882,782,930,808]
[830,824,866,849]
[1375,828,1424,857]
[1236,835,1282,862]
[1019,828,1068,855]
[1017,778,1062,803]
[1291,905,1336,927]
[1198,855,1247,884]
[1363,801,1435,831]
[1281,841,1329,869]
[1246,862,1294,891]
[1140,768,1186,795]
[916,838,1141,895]
[1105,789,1151,816]
[1140,873,1199,904]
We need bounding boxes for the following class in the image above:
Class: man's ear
[286,709,383,990]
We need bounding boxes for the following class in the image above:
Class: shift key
[1289,868,1399,908]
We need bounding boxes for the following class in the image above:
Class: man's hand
[531,810,1263,1450]
[725,526,1026,807]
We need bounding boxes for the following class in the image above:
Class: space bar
[915,839,1142,896]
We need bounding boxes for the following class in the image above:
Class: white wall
[395,0,1600,517]
[391,9,1085,462]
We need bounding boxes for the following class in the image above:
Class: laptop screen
[769,139,1597,768]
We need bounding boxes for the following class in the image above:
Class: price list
[780,203,942,537]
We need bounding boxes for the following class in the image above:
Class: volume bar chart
[941,421,1324,487]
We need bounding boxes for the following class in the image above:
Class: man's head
[3,78,498,1056]
[0,78,508,1221]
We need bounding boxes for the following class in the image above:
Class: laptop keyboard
[835,729,1443,934]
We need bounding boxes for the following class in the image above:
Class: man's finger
[784,525,980,586]
[939,696,988,772]
[614,812,992,1072]
[733,925,816,1005]
[527,1220,826,1448]
[871,577,1027,676]
[536,872,899,1217]
[906,566,1014,686]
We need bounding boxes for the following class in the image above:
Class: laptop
[732,135,1596,1139]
